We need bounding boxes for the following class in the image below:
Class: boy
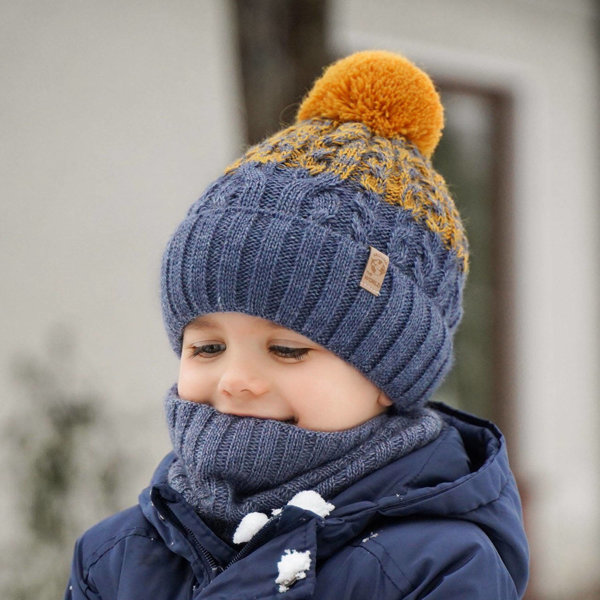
[66,50,529,598]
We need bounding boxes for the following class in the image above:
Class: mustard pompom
[297,50,444,159]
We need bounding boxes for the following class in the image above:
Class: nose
[216,353,269,399]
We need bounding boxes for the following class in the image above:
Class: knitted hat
[161,50,468,412]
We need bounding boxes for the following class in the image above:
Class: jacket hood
[319,404,528,583]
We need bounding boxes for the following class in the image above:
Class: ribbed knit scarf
[165,386,442,542]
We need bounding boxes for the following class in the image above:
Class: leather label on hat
[360,247,389,296]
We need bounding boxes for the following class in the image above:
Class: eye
[191,343,225,358]
[269,345,309,361]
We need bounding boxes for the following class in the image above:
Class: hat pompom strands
[297,50,444,159]
[161,50,468,411]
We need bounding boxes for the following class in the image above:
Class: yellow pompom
[297,50,444,159]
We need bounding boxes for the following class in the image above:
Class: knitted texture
[165,387,443,541]
[161,50,468,411]
[225,120,467,269]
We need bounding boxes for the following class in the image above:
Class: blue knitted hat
[161,50,468,412]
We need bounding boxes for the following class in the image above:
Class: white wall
[328,0,600,596]
[1,0,242,524]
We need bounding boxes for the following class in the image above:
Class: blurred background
[1,1,598,598]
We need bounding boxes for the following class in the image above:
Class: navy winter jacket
[65,404,529,598]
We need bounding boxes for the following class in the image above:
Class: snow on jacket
[65,403,529,599]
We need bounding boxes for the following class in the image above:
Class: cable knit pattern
[226,121,467,269]
[165,387,443,541]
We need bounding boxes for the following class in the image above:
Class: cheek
[288,361,378,407]
[177,362,211,402]
[321,361,379,403]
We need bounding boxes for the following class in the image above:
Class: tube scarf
[165,385,442,541]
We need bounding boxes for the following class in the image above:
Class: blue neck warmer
[165,386,442,542]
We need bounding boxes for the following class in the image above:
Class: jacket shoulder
[315,518,520,599]
[67,506,162,599]
[76,505,155,563]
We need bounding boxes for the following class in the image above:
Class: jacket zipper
[152,491,287,574]
[152,492,223,576]
[225,514,282,568]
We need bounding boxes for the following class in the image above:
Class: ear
[377,391,393,407]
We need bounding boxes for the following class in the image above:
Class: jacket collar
[140,454,236,579]
[141,458,321,597]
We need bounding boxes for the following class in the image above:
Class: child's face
[178,312,392,431]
